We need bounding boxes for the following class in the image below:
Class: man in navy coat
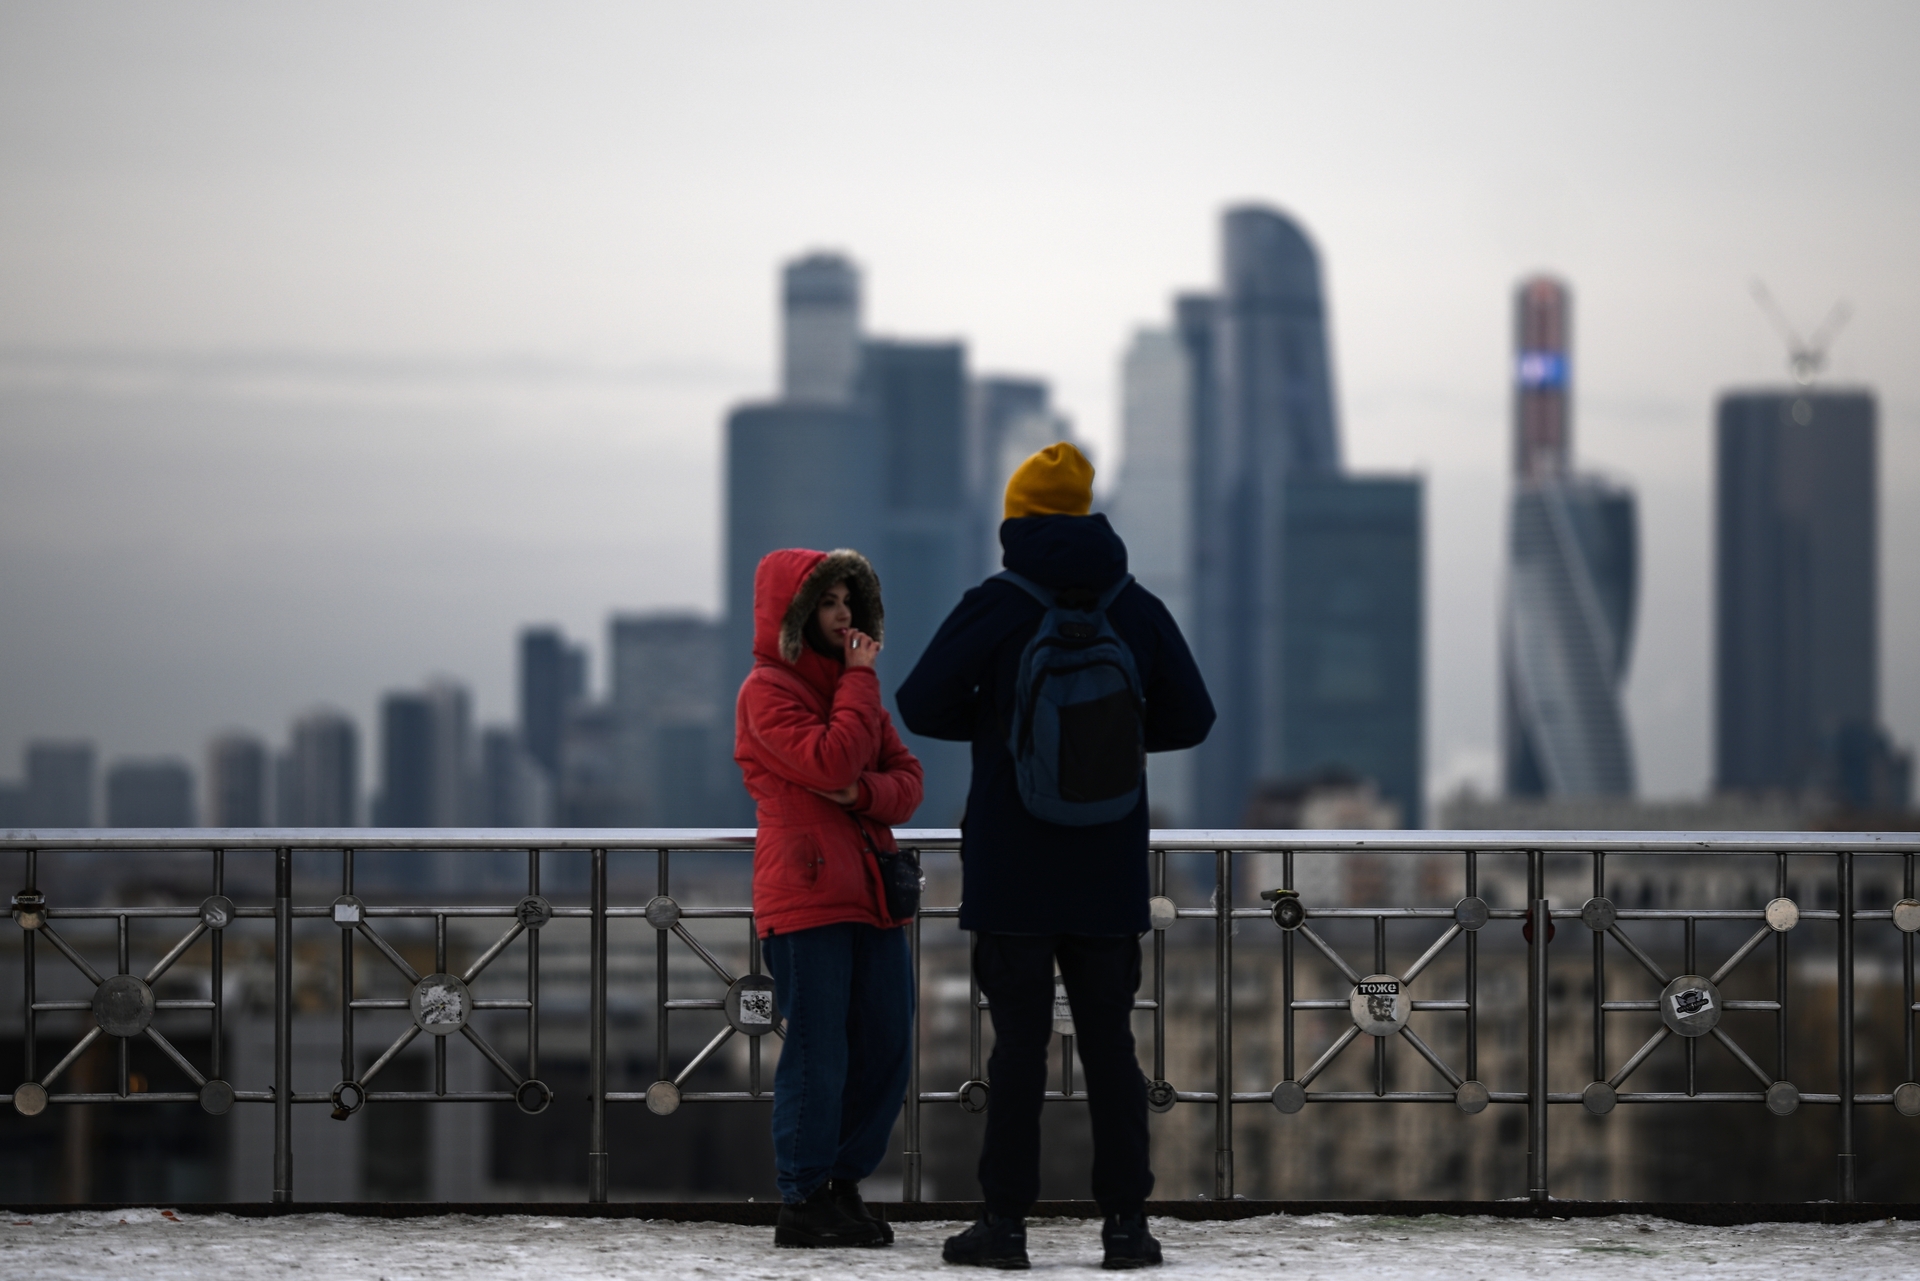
[897,443,1215,1270]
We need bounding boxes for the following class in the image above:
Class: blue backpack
[995,571,1146,826]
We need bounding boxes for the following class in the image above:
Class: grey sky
[2,2,1916,805]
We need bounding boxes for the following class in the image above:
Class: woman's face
[814,581,853,650]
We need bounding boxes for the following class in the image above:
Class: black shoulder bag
[848,811,922,921]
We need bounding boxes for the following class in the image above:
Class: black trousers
[973,932,1153,1215]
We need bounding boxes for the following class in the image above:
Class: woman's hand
[809,782,860,806]
[844,628,880,669]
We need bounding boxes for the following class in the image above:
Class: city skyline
[2,5,1916,809]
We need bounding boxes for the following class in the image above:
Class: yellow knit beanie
[1003,442,1095,520]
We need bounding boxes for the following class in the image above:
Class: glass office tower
[1501,277,1638,797]
[1280,476,1424,826]
[1715,389,1906,808]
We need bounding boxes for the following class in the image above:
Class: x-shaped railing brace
[1282,918,1478,1105]
[1585,913,1789,1110]
[13,899,235,1116]
[636,897,781,1115]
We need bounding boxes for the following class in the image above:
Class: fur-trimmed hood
[751,547,885,668]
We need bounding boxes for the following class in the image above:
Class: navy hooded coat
[895,513,1216,936]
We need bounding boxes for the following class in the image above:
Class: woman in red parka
[735,547,923,1249]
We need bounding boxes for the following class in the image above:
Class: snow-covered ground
[4,1208,1917,1279]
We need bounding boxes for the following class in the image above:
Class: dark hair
[802,580,850,660]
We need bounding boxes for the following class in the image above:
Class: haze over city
[2,2,1916,810]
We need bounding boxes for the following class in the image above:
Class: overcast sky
[2,1,1916,807]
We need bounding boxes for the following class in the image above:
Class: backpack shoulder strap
[1095,574,1135,612]
[991,570,1055,608]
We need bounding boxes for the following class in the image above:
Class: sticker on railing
[739,990,773,1025]
[1659,974,1721,1037]
[1349,973,1410,1036]
[409,973,472,1035]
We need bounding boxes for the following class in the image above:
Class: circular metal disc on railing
[1269,893,1305,931]
[330,1080,365,1118]
[1454,1080,1490,1114]
[1453,896,1489,931]
[93,974,155,1038]
[1893,899,1920,934]
[330,894,365,928]
[514,895,553,930]
[409,973,472,1035]
[1660,974,1721,1037]
[1580,897,1616,932]
[1146,1079,1176,1113]
[1766,1081,1800,1116]
[1270,1081,1306,1114]
[199,895,235,930]
[1766,897,1801,932]
[199,1079,235,1116]
[1147,896,1177,931]
[11,1080,47,1117]
[1582,1081,1617,1115]
[1349,974,1410,1037]
[644,896,681,929]
[958,1079,990,1114]
[725,974,779,1036]
[515,1078,553,1115]
[645,1079,681,1115]
[1894,1081,1920,1117]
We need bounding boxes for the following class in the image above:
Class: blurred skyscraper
[1501,278,1637,799]
[782,253,863,404]
[1277,477,1423,826]
[1715,389,1910,810]
[859,339,973,823]
[106,759,195,826]
[589,613,726,826]
[1110,327,1196,823]
[1166,206,1422,827]
[26,741,94,827]
[205,733,268,827]
[520,628,587,783]
[1191,208,1343,825]
[480,725,551,827]
[278,710,358,826]
[377,692,435,827]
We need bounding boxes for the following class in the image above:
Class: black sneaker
[942,1212,1030,1269]
[1101,1212,1162,1270]
[828,1178,893,1245]
[774,1182,887,1248]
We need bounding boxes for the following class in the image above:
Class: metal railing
[6,828,1920,1205]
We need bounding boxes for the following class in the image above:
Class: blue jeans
[762,922,914,1204]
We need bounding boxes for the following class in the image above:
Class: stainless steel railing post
[1526,847,1548,1203]
[588,846,609,1202]
[340,848,354,1091]
[211,848,224,1081]
[21,849,36,1086]
[1214,847,1233,1200]
[1837,849,1855,1203]
[273,846,293,1204]
[904,905,922,1201]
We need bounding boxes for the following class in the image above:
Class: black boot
[828,1178,893,1245]
[1101,1211,1162,1270]
[943,1211,1030,1269]
[774,1182,886,1248]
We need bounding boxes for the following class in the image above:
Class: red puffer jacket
[735,547,924,938]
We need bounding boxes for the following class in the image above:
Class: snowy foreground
[5,1208,1919,1280]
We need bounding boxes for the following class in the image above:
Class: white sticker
[739,990,774,1026]
[417,983,463,1025]
[333,902,360,924]
[1669,987,1712,1020]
